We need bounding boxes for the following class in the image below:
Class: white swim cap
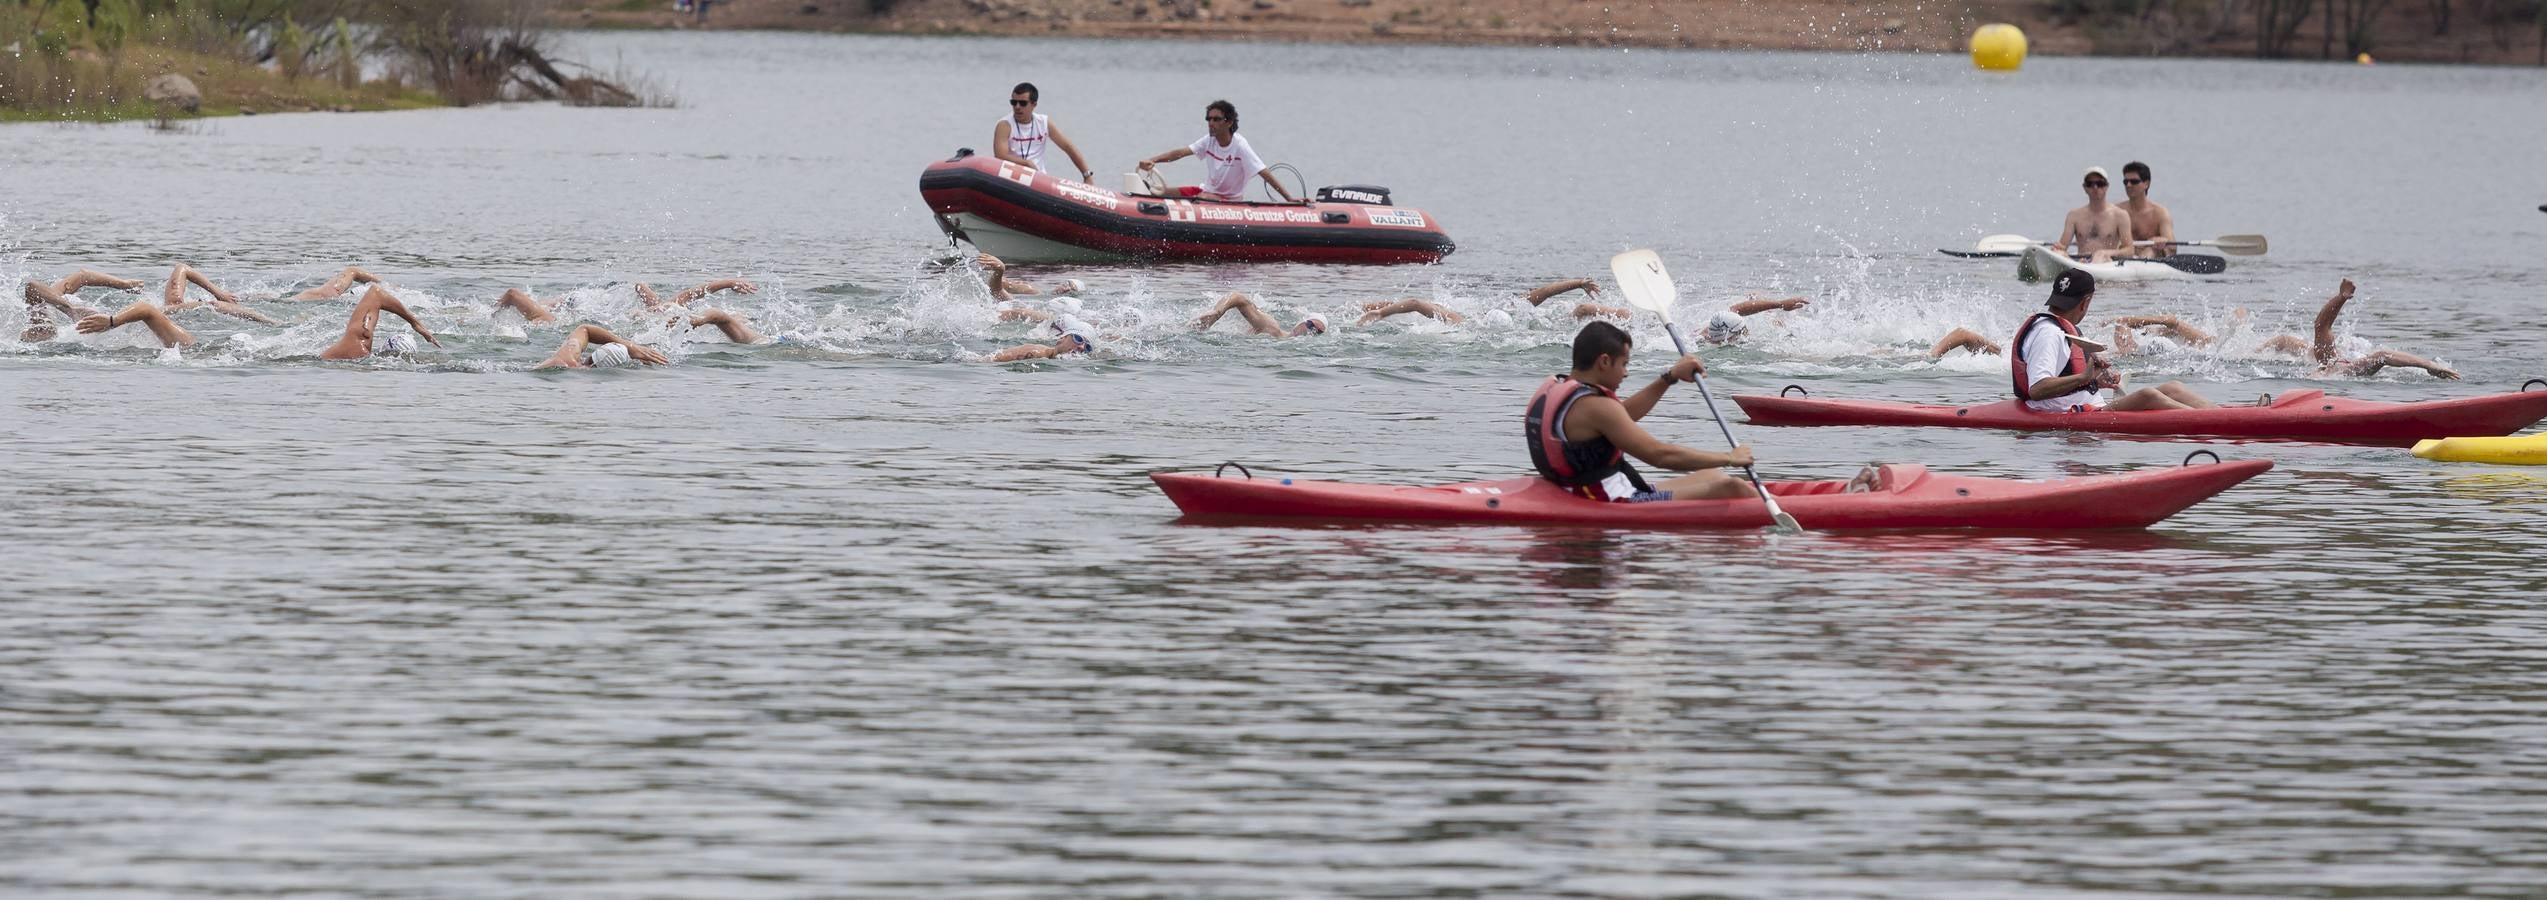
[1482,309,1514,327]
[584,342,633,368]
[1301,314,1329,335]
[1045,295,1084,316]
[1703,310,1749,343]
[1055,278,1085,296]
[378,333,418,355]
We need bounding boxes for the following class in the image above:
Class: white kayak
[2018,243,2222,284]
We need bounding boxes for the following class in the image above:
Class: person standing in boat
[992,82,1096,184]
[1136,100,1301,203]
[2014,270,2217,412]
[2050,167,2136,263]
[2117,161,2177,258]
[1524,321,1759,503]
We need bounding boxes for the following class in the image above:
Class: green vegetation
[2044,0,2547,60]
[1,0,651,122]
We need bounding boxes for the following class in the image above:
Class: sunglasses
[2084,180,2109,188]
[1009,99,1034,107]
[2122,178,2145,185]
[1205,115,1228,122]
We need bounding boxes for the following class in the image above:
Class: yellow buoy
[1971,24,2028,72]
[2356,52,2375,65]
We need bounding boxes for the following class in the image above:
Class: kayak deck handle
[2525,378,2547,392]
[1780,384,1809,397]
[1322,212,1350,224]
[1138,202,1168,216]
[2184,450,2222,466]
[1214,462,1254,480]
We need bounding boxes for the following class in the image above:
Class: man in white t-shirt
[1135,100,1300,203]
[992,82,1095,183]
[2013,270,2216,412]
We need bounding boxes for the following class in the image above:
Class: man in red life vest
[2015,269,2216,412]
[1524,321,1757,503]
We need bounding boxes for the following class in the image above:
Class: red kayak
[1152,459,2271,530]
[1734,387,2547,446]
[918,151,1453,264]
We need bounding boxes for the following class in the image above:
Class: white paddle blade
[1976,233,2033,253]
[2208,233,2268,255]
[1608,249,1678,317]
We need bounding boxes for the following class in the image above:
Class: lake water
[6,32,2547,896]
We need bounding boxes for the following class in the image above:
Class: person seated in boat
[1193,292,1325,338]
[2109,279,2459,379]
[1527,321,1761,502]
[537,324,668,369]
[320,285,442,360]
[1356,298,1465,326]
[2117,161,2175,258]
[2016,270,2216,412]
[994,82,1097,184]
[1135,100,1301,203]
[2051,167,2137,263]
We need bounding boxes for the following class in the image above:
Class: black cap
[2048,269,2096,309]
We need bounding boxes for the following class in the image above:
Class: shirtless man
[1193,293,1325,339]
[536,324,669,369]
[2052,167,2135,263]
[2111,278,2459,379]
[2116,161,2175,258]
[319,285,442,360]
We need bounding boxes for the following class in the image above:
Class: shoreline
[558,0,2545,66]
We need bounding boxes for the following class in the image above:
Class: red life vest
[2011,312,2089,401]
[1524,375,1627,487]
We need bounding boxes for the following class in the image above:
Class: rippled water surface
[6,33,2547,896]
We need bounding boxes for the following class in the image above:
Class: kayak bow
[1152,460,2271,530]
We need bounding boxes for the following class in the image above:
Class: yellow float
[2412,433,2547,465]
[1971,24,2027,72]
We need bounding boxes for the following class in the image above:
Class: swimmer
[973,253,1082,302]
[285,265,384,301]
[1696,296,1811,345]
[319,285,441,360]
[1356,298,1466,326]
[636,278,759,311]
[156,264,278,325]
[991,315,1098,362]
[1525,278,1633,320]
[680,308,766,344]
[1926,327,2003,359]
[70,300,195,348]
[536,324,668,369]
[1193,292,1325,339]
[2109,279,2459,379]
[21,269,142,341]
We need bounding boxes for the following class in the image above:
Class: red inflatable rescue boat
[1152,459,2271,530]
[918,150,1454,264]
[1732,386,2547,446]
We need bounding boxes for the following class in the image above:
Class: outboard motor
[1315,185,1392,205]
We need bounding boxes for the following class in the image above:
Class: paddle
[2135,233,2267,256]
[1938,248,2019,259]
[1607,249,1803,534]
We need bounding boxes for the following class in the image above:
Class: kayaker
[2117,161,2176,257]
[1524,321,1758,502]
[2051,167,2136,263]
[1194,293,1325,338]
[1135,100,1302,203]
[993,82,1097,184]
[2015,270,2217,412]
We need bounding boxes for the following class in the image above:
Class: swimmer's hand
[1777,298,1810,311]
[1665,354,1706,383]
[626,344,670,366]
[1137,160,1156,172]
[74,314,113,334]
[973,253,1004,274]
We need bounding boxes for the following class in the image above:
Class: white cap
[2083,166,2111,182]
[1054,278,1085,296]
[1703,310,1749,343]
[378,333,418,355]
[585,342,633,368]
[1300,314,1329,335]
[1045,295,1083,316]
